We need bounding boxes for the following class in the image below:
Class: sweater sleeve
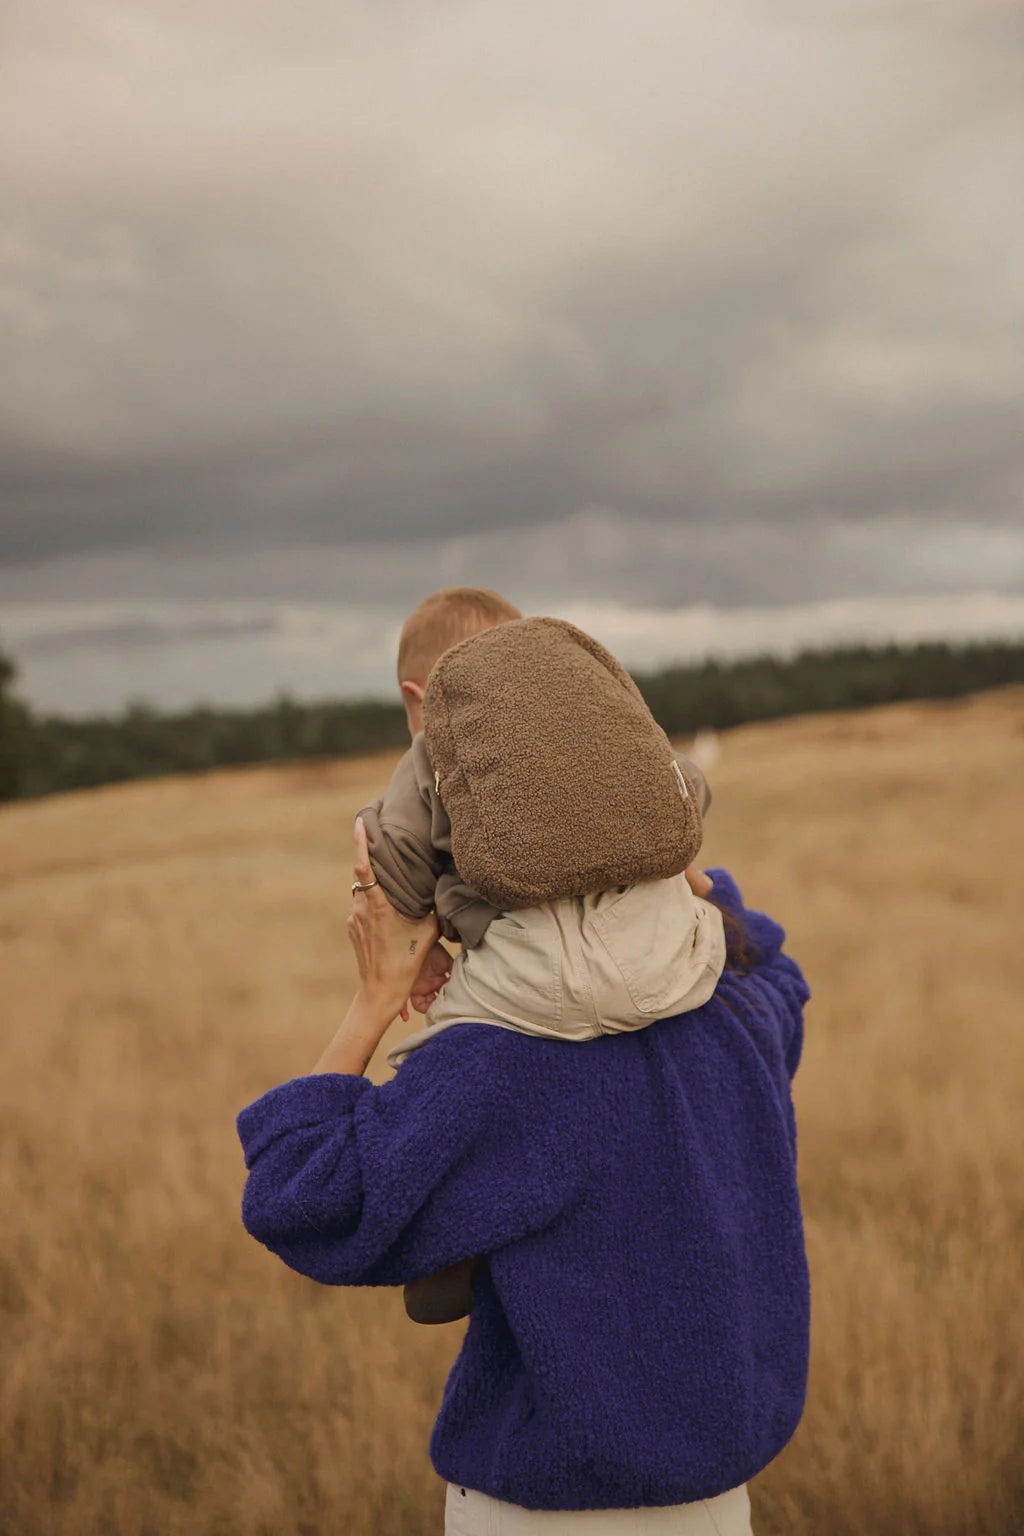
[236,1030,585,1287]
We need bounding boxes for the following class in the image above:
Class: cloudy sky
[2,0,1023,714]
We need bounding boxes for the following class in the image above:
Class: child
[361,610,723,1065]
[359,595,725,1321]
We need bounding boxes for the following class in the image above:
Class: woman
[237,822,811,1534]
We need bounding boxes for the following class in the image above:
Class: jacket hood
[422,616,704,910]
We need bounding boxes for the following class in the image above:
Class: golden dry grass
[1,688,1022,1536]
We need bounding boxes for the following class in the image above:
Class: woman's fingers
[352,817,375,889]
[345,818,440,1019]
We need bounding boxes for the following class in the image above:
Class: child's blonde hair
[397,587,522,685]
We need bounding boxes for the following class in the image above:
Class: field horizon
[2,686,1022,1535]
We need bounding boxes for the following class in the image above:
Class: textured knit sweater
[236,870,811,1512]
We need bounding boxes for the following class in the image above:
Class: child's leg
[404,1257,478,1324]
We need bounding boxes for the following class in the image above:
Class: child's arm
[357,743,444,923]
[673,752,712,817]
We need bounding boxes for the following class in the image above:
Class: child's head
[397,587,521,737]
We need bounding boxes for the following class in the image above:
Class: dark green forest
[1,636,1022,802]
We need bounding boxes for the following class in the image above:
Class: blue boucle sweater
[237,870,811,1512]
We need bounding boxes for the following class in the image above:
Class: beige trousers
[444,1481,753,1535]
[387,875,725,1069]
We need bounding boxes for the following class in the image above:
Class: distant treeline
[1,637,1022,802]
[632,637,1024,734]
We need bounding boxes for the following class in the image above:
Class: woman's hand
[684,863,713,898]
[347,818,440,1027]
[311,820,440,1076]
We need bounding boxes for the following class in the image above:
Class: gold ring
[352,878,379,894]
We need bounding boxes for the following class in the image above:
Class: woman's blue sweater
[236,870,811,1511]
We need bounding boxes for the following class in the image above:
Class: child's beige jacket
[386,872,726,1068]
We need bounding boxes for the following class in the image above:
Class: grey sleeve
[672,752,712,817]
[357,749,444,922]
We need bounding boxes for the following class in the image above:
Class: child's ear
[401,679,426,737]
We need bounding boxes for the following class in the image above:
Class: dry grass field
[1,687,1022,1536]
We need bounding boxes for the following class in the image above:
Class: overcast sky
[2,0,1023,713]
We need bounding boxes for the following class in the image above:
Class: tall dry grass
[1,689,1022,1536]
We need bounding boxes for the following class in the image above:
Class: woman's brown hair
[706,894,760,975]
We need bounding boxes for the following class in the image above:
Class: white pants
[444,1481,753,1535]
[388,876,726,1068]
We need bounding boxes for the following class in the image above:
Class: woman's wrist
[310,987,397,1077]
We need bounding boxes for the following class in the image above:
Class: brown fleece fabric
[358,734,709,948]
[423,616,704,911]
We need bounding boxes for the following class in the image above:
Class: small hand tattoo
[409,939,419,955]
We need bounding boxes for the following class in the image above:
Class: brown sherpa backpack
[422,616,704,911]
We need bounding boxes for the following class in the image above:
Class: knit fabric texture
[423,616,705,910]
[236,870,811,1512]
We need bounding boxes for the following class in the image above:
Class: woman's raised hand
[347,818,440,1026]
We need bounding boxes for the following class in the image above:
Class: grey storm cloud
[2,0,1023,592]
[13,611,284,657]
